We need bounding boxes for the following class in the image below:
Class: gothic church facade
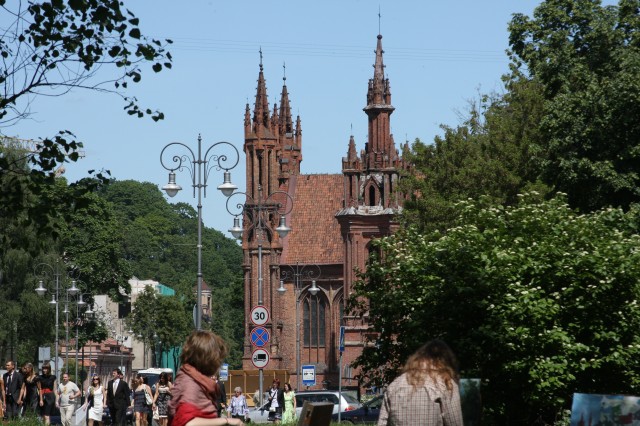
[240,33,409,390]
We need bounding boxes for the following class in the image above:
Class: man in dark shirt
[106,369,131,426]
[3,360,24,419]
[213,375,227,415]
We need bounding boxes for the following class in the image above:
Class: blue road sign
[219,363,229,381]
[250,326,270,348]
[302,364,316,387]
[339,326,345,353]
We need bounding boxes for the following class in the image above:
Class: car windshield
[343,393,359,404]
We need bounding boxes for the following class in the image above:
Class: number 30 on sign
[250,305,269,326]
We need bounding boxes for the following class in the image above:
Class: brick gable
[281,173,344,265]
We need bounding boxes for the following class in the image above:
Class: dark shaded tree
[509,0,640,211]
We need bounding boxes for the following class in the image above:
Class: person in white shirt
[57,373,80,426]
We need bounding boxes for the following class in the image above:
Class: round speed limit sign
[250,305,269,326]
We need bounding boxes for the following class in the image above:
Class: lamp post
[160,135,239,330]
[277,263,320,391]
[75,293,94,384]
[62,284,89,374]
[112,321,134,374]
[225,185,293,407]
[35,261,77,378]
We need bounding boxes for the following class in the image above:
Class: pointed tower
[244,53,279,198]
[277,68,302,183]
[337,32,407,296]
[241,54,305,371]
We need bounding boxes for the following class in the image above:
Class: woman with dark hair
[152,372,172,426]
[377,339,463,426]
[84,375,106,426]
[267,379,284,423]
[132,374,152,426]
[168,330,244,426]
[19,362,40,416]
[38,362,57,425]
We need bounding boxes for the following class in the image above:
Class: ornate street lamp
[160,135,239,330]
[225,185,293,405]
[35,261,80,378]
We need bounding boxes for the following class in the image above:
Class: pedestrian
[226,387,248,422]
[39,362,57,425]
[281,383,296,424]
[213,375,227,416]
[168,330,244,426]
[266,379,284,424]
[132,374,152,426]
[377,339,463,426]
[19,362,40,416]
[152,372,172,426]
[0,373,5,419]
[3,360,24,419]
[252,389,261,408]
[107,368,131,426]
[57,372,81,426]
[83,374,107,426]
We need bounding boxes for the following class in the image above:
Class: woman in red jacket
[168,331,243,426]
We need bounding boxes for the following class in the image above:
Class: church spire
[277,63,301,178]
[364,33,395,166]
[367,34,391,106]
[253,48,271,135]
[279,63,294,136]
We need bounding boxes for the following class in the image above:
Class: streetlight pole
[225,185,293,408]
[160,135,239,330]
[62,280,83,373]
[277,263,320,391]
[113,321,133,374]
[70,292,91,380]
[35,261,75,379]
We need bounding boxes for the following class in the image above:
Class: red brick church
[240,33,410,391]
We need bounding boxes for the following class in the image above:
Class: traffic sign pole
[251,305,271,407]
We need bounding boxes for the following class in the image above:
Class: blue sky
[6,1,548,234]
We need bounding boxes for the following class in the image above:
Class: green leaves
[1,0,172,127]
[508,0,640,212]
[350,194,640,423]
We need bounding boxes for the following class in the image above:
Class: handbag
[145,386,153,406]
[152,406,160,421]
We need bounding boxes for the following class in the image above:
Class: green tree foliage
[0,0,172,240]
[401,77,548,232]
[508,0,640,212]
[349,194,640,423]
[127,287,192,368]
[55,179,133,298]
[101,180,244,367]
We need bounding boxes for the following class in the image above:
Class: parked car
[295,390,361,416]
[331,394,383,424]
[245,401,271,424]
[246,390,361,424]
[137,368,174,393]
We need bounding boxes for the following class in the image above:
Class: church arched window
[303,296,326,347]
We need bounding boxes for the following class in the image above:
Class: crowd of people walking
[0,361,87,426]
[2,334,463,426]
[0,363,176,426]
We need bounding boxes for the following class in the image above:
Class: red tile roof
[281,174,344,265]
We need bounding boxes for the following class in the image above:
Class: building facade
[241,33,409,391]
